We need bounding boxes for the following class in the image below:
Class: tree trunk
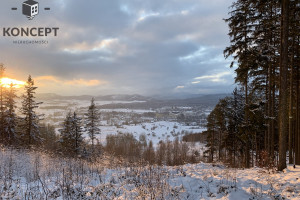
[268,63,272,159]
[245,77,250,168]
[278,0,289,171]
[288,35,295,164]
[295,36,300,165]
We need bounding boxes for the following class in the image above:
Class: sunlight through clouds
[66,79,105,86]
[36,76,107,87]
[63,38,118,53]
[193,71,231,83]
[0,77,25,88]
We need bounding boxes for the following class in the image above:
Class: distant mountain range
[36,93,153,101]
[36,93,230,108]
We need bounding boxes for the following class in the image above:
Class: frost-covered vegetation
[0,147,299,200]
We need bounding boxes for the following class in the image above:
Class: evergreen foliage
[206,0,300,169]
[59,112,83,156]
[19,75,43,147]
[85,98,100,149]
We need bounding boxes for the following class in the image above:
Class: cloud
[36,76,61,83]
[137,11,160,22]
[36,76,107,87]
[0,0,235,96]
[63,38,117,52]
[66,79,105,86]
[194,71,232,83]
[175,86,185,89]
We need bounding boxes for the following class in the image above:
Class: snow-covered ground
[83,121,206,145]
[171,163,300,199]
[0,148,299,200]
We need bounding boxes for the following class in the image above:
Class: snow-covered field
[0,148,299,200]
[16,98,208,147]
[83,121,206,145]
[16,98,207,145]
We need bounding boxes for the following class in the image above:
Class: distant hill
[36,93,153,101]
[168,94,230,106]
[99,94,230,109]
[95,94,153,101]
[36,93,229,108]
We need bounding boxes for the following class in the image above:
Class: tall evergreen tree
[205,109,218,162]
[59,111,83,155]
[40,123,58,151]
[72,112,83,155]
[20,75,43,147]
[4,83,17,145]
[59,112,73,153]
[0,64,6,143]
[206,88,245,167]
[224,0,260,167]
[85,98,100,149]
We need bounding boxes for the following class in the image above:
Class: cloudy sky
[0,0,235,97]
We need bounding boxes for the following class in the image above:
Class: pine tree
[251,0,280,163]
[85,98,100,150]
[40,123,58,151]
[0,64,6,143]
[224,0,259,168]
[59,111,83,156]
[72,112,83,155]
[20,75,43,147]
[59,112,73,153]
[205,109,218,162]
[4,83,17,145]
[206,88,246,167]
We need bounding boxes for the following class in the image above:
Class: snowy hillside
[0,148,299,199]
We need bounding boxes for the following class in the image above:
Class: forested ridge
[206,0,300,170]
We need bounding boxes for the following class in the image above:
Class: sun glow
[0,77,26,88]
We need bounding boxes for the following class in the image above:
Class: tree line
[0,65,101,157]
[0,65,43,147]
[205,0,299,170]
[105,133,198,166]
